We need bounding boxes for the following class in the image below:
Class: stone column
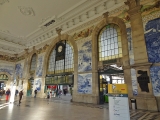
[22,49,29,96]
[125,0,158,111]
[125,0,148,64]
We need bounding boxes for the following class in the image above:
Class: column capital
[56,27,62,41]
[125,0,142,15]
[24,48,29,54]
[103,12,109,19]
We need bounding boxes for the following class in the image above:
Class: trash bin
[104,95,108,103]
[130,99,136,110]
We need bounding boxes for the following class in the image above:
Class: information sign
[108,84,130,120]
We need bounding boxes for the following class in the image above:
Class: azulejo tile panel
[15,62,24,79]
[78,73,92,94]
[144,18,160,63]
[127,28,134,65]
[131,69,138,96]
[36,55,44,77]
[77,39,92,72]
[0,65,14,75]
[34,78,42,91]
[150,66,160,96]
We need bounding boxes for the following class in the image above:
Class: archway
[43,34,78,100]
[92,14,130,104]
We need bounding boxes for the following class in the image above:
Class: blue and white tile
[0,65,14,76]
[15,61,24,79]
[78,73,92,94]
[131,69,138,96]
[127,28,134,65]
[144,18,160,63]
[150,66,160,96]
[34,78,42,91]
[77,39,92,72]
[36,55,44,77]
[48,49,56,72]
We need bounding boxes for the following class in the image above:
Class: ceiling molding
[0,0,128,55]
[26,0,125,46]
[0,38,25,49]
[18,6,35,16]
[0,48,16,54]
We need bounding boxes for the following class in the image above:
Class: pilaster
[125,0,148,64]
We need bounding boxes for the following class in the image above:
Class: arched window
[48,41,74,74]
[30,53,37,73]
[98,24,122,61]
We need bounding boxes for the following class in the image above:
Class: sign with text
[108,84,128,94]
[108,84,130,120]
[108,94,130,120]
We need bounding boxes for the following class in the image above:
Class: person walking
[58,89,62,98]
[18,90,23,106]
[5,89,10,102]
[15,89,18,97]
[34,89,37,98]
[0,89,3,101]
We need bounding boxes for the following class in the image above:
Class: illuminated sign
[0,74,9,81]
[45,74,73,85]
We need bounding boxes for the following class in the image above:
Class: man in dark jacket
[34,89,37,98]
[19,90,23,105]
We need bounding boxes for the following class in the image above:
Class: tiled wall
[36,54,44,77]
[150,66,160,96]
[77,39,92,72]
[0,64,14,76]
[127,28,134,65]
[34,78,42,91]
[145,18,160,63]
[77,73,92,94]
[130,69,138,96]
[144,18,160,97]
[15,61,24,79]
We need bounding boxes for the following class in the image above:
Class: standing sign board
[108,84,130,120]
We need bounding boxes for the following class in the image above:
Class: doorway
[98,64,124,104]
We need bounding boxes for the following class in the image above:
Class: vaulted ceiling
[0,0,126,55]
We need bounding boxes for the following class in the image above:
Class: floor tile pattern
[0,95,160,120]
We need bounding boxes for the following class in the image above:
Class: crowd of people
[0,88,23,105]
[46,88,69,99]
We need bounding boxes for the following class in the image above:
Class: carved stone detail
[18,6,35,16]
[125,0,142,15]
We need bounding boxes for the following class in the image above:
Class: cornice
[0,38,25,49]
[25,0,125,48]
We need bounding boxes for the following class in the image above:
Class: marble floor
[0,95,160,120]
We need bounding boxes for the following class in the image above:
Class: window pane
[48,42,74,73]
[98,24,122,61]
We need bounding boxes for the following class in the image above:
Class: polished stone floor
[0,95,160,120]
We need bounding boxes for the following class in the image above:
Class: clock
[56,42,66,61]
[58,45,63,53]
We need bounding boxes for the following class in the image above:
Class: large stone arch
[0,72,12,89]
[27,49,38,78]
[92,15,132,104]
[43,34,78,93]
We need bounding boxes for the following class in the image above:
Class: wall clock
[56,41,65,61]
[58,45,63,53]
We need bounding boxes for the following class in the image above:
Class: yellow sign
[108,84,128,94]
